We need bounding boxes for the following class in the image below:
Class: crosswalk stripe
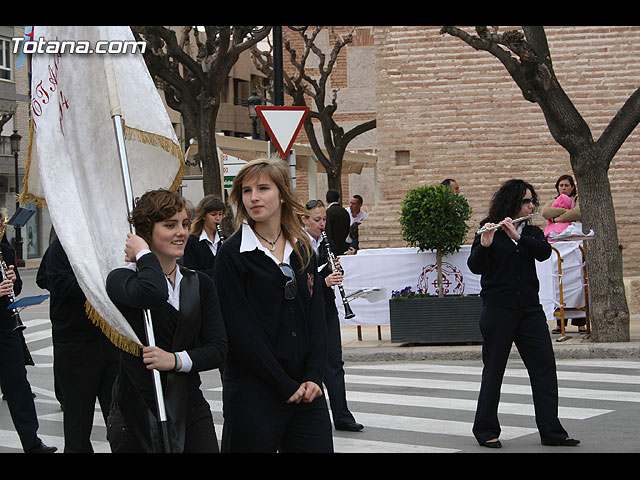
[555,359,640,369]
[344,374,640,403]
[348,362,640,385]
[345,390,612,419]
[23,330,52,342]
[0,429,110,453]
[331,436,460,453]
[345,411,538,440]
[22,319,51,328]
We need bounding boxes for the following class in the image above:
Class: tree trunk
[199,103,222,198]
[326,164,342,197]
[572,150,630,342]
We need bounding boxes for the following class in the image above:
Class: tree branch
[598,87,640,165]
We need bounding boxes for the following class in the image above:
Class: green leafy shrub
[399,184,472,297]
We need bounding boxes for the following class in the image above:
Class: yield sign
[255,106,309,159]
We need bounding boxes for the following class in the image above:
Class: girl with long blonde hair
[214,156,333,453]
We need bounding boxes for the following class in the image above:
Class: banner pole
[103,35,171,452]
[112,114,172,453]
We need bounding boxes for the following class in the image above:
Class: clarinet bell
[13,313,26,332]
[343,301,355,319]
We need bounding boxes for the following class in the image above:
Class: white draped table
[335,242,587,326]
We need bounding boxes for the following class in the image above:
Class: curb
[343,342,640,363]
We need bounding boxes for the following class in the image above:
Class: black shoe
[480,439,502,448]
[335,422,364,432]
[542,438,580,447]
[25,442,57,453]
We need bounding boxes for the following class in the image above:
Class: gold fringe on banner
[122,122,185,192]
[19,118,47,207]
[86,300,143,355]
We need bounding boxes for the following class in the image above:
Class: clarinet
[0,216,25,331]
[320,230,355,319]
[0,256,25,332]
[216,224,227,244]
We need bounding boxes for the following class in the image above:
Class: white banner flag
[23,26,184,353]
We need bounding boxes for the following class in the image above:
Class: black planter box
[389,295,483,345]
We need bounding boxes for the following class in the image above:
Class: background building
[283,26,639,313]
[4,26,638,313]
[0,26,47,263]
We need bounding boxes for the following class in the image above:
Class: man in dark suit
[325,190,350,255]
[37,236,119,452]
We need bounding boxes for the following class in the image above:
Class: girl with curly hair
[106,189,227,453]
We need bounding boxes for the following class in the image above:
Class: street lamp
[9,130,24,267]
[247,92,261,139]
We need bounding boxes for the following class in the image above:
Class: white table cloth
[335,242,587,326]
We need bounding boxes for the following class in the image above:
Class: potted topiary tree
[389,184,482,344]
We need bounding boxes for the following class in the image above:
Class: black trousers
[54,338,119,452]
[107,399,219,453]
[0,326,41,451]
[323,307,356,427]
[473,305,569,445]
[221,373,333,453]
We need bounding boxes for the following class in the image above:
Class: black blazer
[106,253,227,451]
[325,204,350,255]
[0,242,21,325]
[182,234,216,278]
[467,224,551,309]
[213,229,327,402]
[37,237,105,343]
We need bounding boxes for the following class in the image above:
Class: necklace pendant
[269,243,276,251]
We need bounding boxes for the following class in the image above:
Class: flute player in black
[467,179,579,449]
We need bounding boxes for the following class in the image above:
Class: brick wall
[364,26,640,277]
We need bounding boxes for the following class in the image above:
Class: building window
[395,150,410,166]
[0,37,12,81]
[0,136,11,155]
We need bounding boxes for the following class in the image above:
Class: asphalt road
[2,269,640,454]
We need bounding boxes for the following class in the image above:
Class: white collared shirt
[347,207,367,225]
[199,228,220,256]
[131,249,192,373]
[511,222,526,245]
[305,230,327,273]
[240,223,293,266]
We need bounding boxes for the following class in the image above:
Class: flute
[476,213,538,235]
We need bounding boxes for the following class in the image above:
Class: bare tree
[131,26,271,198]
[255,26,376,196]
[0,111,14,131]
[441,26,637,343]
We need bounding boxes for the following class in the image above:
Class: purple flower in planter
[390,286,430,299]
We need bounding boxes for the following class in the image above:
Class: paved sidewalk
[341,315,640,362]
